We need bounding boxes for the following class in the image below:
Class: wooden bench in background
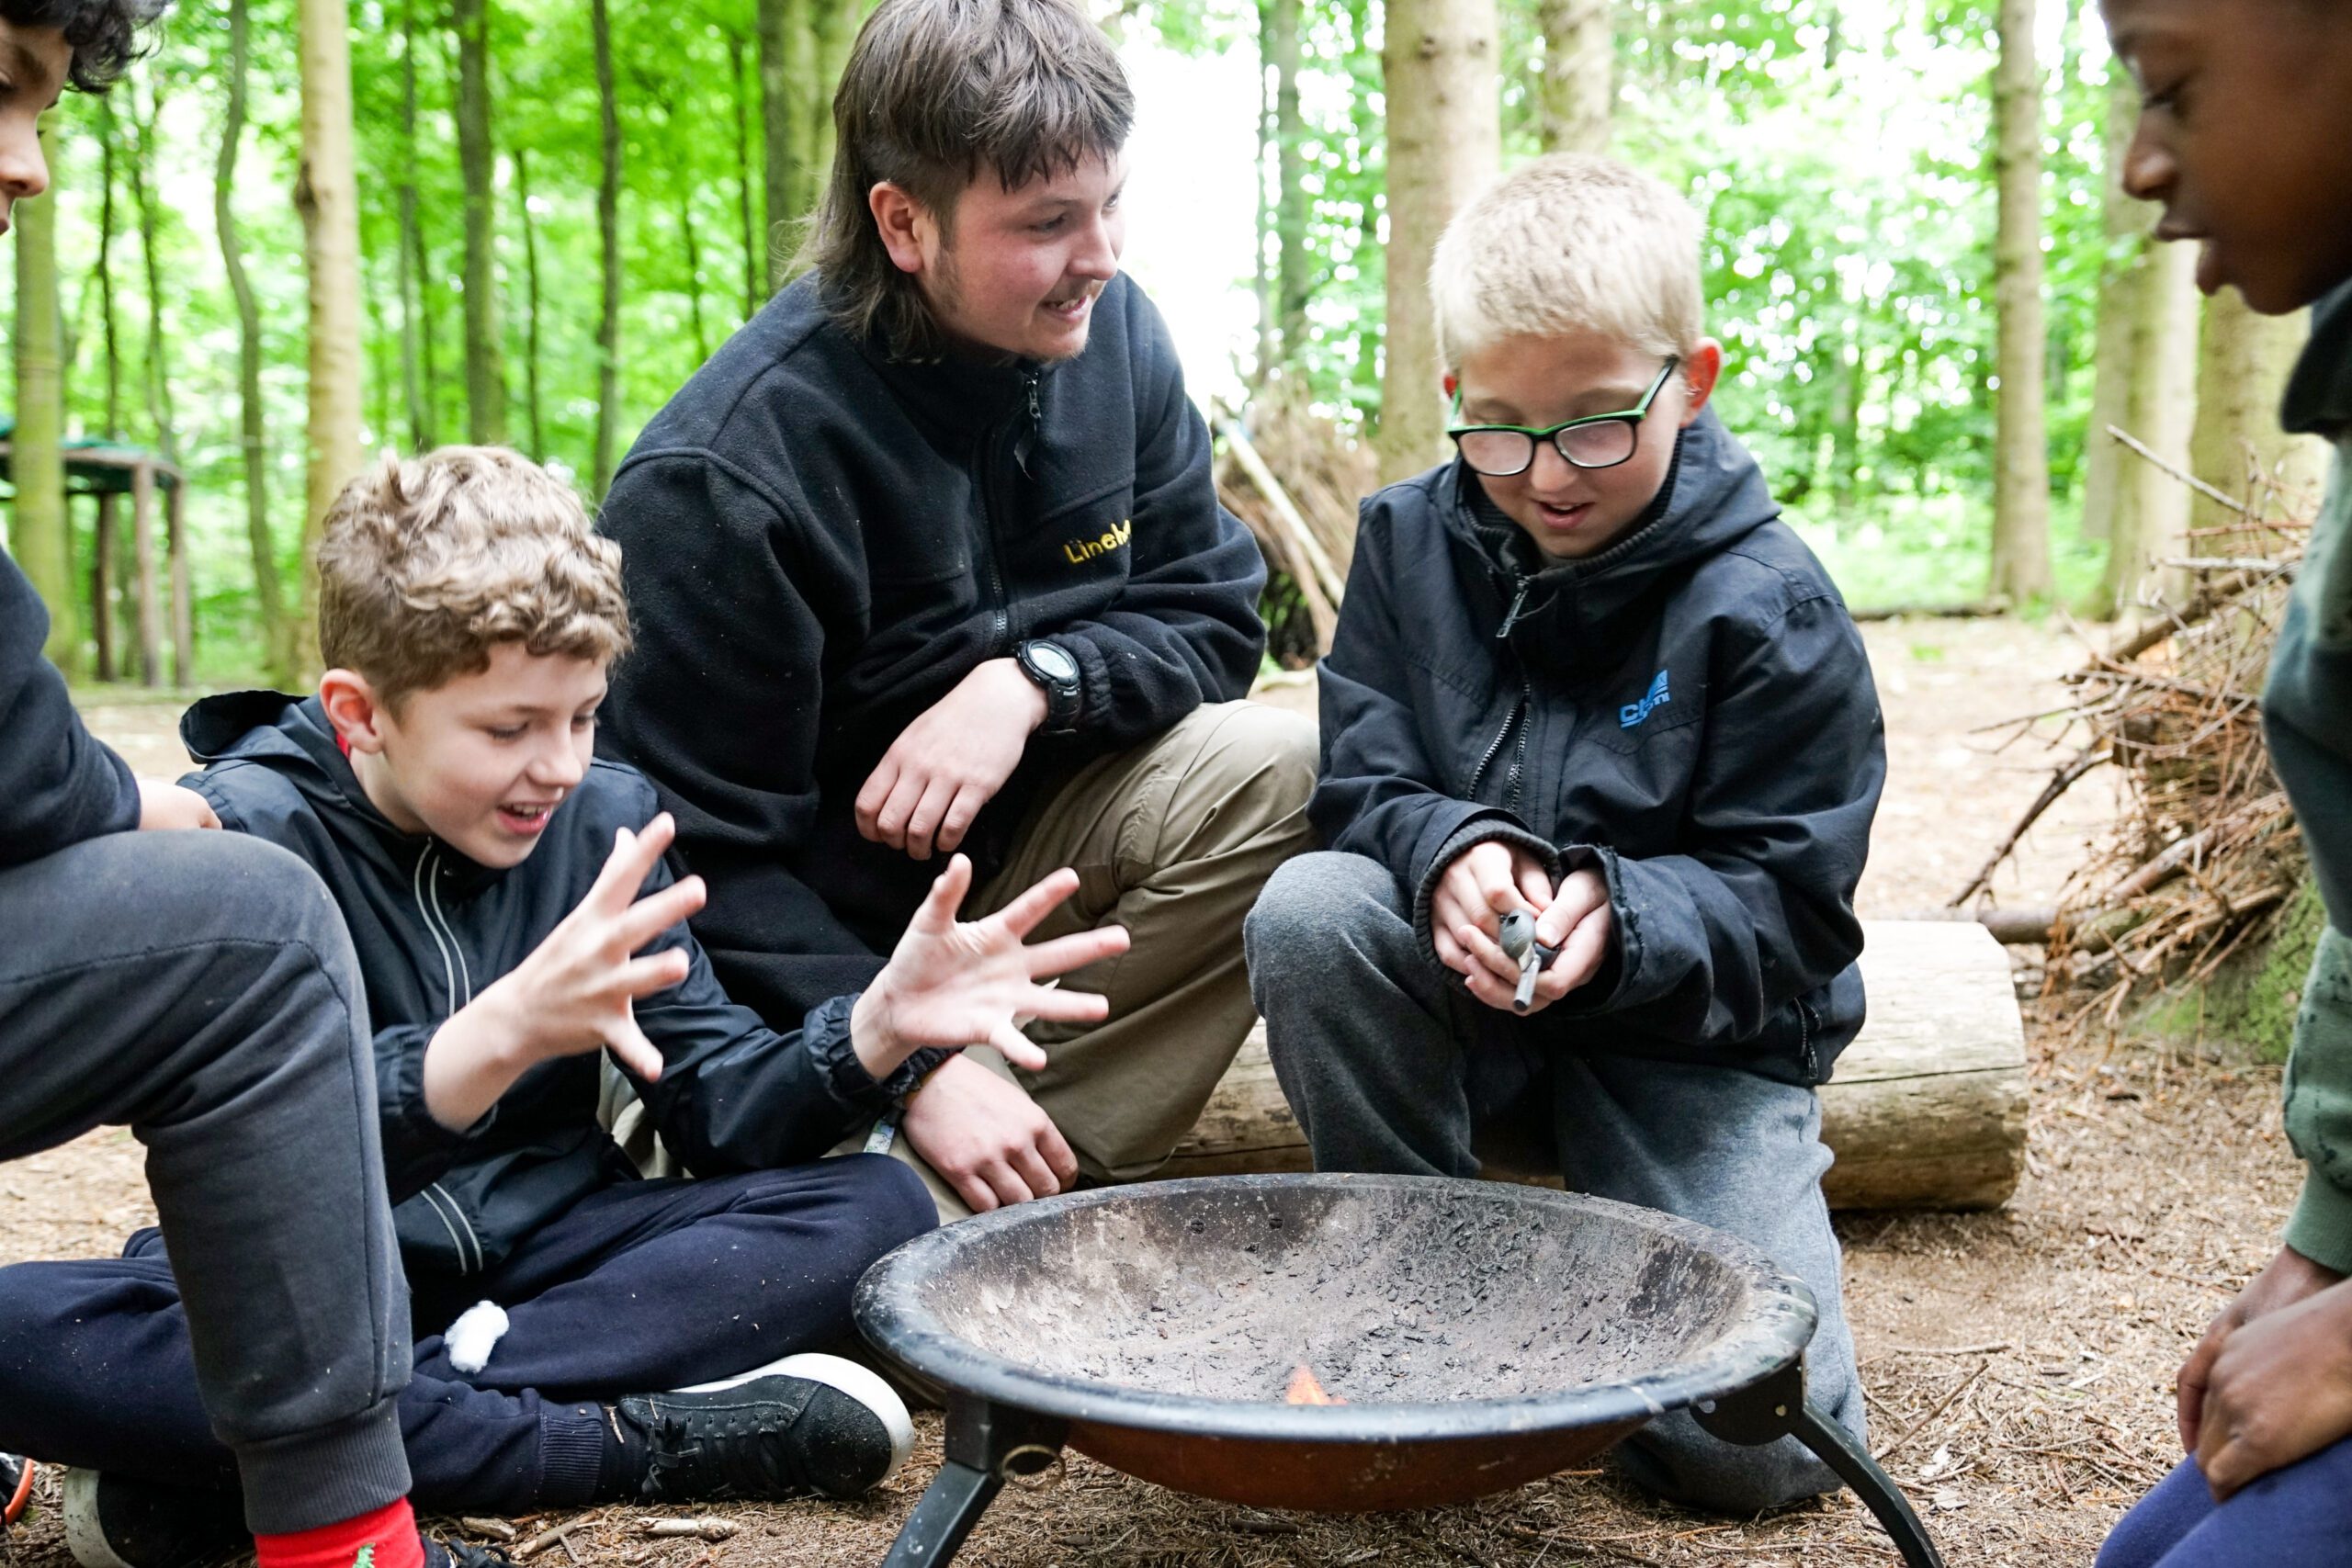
[1161,919,2030,1212]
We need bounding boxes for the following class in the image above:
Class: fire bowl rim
[853,1173,1818,1444]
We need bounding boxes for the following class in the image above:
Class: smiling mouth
[1042,291,1097,316]
[497,801,560,831]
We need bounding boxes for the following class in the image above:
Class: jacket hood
[180,690,508,896]
[1437,408,1783,663]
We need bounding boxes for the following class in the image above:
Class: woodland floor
[7,615,2292,1567]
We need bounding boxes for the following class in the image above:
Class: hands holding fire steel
[1430,840,1612,1016]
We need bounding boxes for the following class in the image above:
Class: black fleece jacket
[1317,412,1884,1085]
[2,546,138,865]
[179,692,927,1279]
[596,271,1267,1029]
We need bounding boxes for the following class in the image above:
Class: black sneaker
[616,1351,914,1501]
[424,1536,517,1568]
[2,1453,31,1526]
[60,1469,243,1568]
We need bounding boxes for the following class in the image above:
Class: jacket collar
[2284,278,2352,441]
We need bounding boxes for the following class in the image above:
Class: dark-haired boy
[0,448,1127,1561]
[1245,154,1884,1513]
[2093,4,2352,1565]
[597,0,1315,1221]
[0,7,458,1568]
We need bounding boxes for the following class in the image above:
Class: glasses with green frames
[1448,356,1681,478]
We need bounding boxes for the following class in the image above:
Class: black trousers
[0,832,411,1533]
[0,1154,933,1513]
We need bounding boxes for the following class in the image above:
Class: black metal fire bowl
[854,1174,1943,1567]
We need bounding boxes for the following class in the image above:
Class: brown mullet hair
[795,0,1133,361]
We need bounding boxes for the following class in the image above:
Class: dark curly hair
[0,0,165,91]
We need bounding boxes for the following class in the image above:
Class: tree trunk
[809,0,860,209]
[298,0,368,676]
[514,144,546,461]
[2103,238,2199,614]
[94,98,122,681]
[1536,0,1611,155]
[756,0,814,288]
[1253,2,1273,379]
[592,0,623,501]
[1270,0,1309,364]
[12,121,74,673]
[219,0,295,688]
[731,30,762,317]
[2079,73,2143,548]
[678,185,710,365]
[2191,289,2327,534]
[398,6,432,453]
[1375,0,1499,486]
[1987,0,2051,604]
[130,83,191,681]
[91,493,116,682]
[454,0,506,446]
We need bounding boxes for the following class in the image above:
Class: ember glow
[1285,1362,1345,1405]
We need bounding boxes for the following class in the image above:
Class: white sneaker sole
[673,1351,915,1485]
[60,1469,137,1568]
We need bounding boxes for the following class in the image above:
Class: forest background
[2,0,2331,691]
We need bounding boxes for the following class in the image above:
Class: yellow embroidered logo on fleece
[1063,518,1132,564]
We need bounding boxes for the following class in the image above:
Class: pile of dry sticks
[1955,432,2316,1034]
[1212,379,1369,664]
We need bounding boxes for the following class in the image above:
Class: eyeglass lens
[1456,417,1638,477]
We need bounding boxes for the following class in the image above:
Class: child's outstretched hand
[423,813,704,1129]
[850,854,1128,1079]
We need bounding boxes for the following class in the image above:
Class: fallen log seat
[1160,919,2030,1212]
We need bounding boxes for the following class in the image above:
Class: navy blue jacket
[1317,412,1884,1084]
[2,547,138,865]
[180,693,926,1278]
[596,271,1267,1030]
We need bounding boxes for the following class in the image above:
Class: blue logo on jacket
[1620,670,1671,728]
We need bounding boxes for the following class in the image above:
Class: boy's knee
[1245,852,1403,986]
[1182,703,1317,830]
[831,1153,937,1251]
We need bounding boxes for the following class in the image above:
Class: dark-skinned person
[0,448,1129,1562]
[0,7,486,1568]
[1243,154,1886,1514]
[2093,3,2352,1565]
[594,0,1316,1223]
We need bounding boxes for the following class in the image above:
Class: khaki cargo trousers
[610,699,1317,1222]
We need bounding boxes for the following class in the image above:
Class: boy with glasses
[1244,153,1885,1512]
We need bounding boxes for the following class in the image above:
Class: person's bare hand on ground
[2191,1274,2352,1500]
[423,813,702,1128]
[136,779,220,831]
[851,854,1127,1079]
[856,659,1046,860]
[2179,1243,2347,1453]
[899,1050,1080,1213]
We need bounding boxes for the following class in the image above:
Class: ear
[319,668,393,755]
[1677,340,1725,425]
[869,181,932,277]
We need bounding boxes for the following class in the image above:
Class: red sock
[254,1498,425,1568]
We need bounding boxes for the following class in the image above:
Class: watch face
[1027,641,1079,684]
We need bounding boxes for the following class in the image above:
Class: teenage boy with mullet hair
[0,447,1128,1562]
[0,7,466,1568]
[598,0,1316,1220]
[2093,3,2352,1564]
[1246,154,1884,1513]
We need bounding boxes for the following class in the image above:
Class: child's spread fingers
[913,854,975,931]
[1024,925,1125,979]
[1020,984,1109,1025]
[605,1014,665,1082]
[993,866,1084,939]
[615,876,707,951]
[617,949,692,998]
[988,1021,1048,1072]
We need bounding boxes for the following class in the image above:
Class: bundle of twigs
[1956,434,2316,1034]
[1214,378,1373,665]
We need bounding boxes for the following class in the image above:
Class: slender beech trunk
[2102,238,2199,613]
[679,186,710,364]
[2191,289,2326,533]
[2080,72,2143,547]
[1987,0,2052,604]
[1271,0,1309,364]
[1376,0,1500,485]
[592,0,622,499]
[514,144,546,461]
[130,82,192,681]
[808,0,860,205]
[1253,0,1274,378]
[218,0,294,687]
[454,0,506,445]
[757,0,814,285]
[14,122,74,673]
[731,31,762,315]
[93,98,122,681]
[398,7,431,452]
[298,0,367,676]
[1536,0,1611,155]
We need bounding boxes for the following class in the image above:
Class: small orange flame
[1285,1362,1345,1405]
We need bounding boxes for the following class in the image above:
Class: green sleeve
[2283,926,2352,1273]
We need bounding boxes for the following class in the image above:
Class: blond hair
[318,446,631,710]
[1431,153,1704,375]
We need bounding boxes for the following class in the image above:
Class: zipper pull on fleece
[1015,370,1042,475]
[1497,576,1532,640]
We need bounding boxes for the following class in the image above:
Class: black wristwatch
[1014,638,1082,734]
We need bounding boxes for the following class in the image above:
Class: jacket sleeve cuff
[1409,814,1559,969]
[801,993,944,1111]
[2285,1170,2352,1277]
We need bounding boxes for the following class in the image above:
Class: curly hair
[0,0,166,92]
[318,447,633,711]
